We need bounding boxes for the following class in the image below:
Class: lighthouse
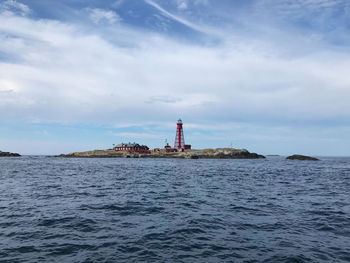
[174,119,185,150]
[174,119,191,151]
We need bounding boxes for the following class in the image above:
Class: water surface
[0,156,349,262]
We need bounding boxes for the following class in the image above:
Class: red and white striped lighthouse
[174,119,185,150]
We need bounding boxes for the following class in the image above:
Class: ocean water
[0,156,349,263]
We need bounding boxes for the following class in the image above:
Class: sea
[0,156,349,263]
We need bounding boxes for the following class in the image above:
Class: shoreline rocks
[0,151,21,157]
[286,154,319,161]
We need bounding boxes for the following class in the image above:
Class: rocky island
[0,151,21,157]
[286,154,319,161]
[58,148,265,159]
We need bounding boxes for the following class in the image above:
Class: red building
[164,143,177,152]
[114,142,150,153]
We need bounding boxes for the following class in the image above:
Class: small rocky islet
[58,148,265,159]
[0,151,21,157]
[286,154,319,161]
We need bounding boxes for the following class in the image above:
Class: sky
[0,0,349,156]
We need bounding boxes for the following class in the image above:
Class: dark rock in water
[185,154,199,159]
[286,154,318,161]
[0,151,21,157]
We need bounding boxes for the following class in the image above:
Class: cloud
[86,8,120,24]
[174,0,209,10]
[254,0,350,21]
[0,0,30,16]
[0,9,350,128]
[112,132,165,139]
[145,95,182,104]
[176,0,188,10]
[111,0,125,9]
[144,0,215,35]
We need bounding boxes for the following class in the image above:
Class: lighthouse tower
[174,119,185,150]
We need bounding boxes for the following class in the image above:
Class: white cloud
[112,132,165,139]
[176,0,188,10]
[111,0,125,9]
[145,95,182,104]
[86,8,120,24]
[174,0,209,10]
[0,9,349,129]
[0,0,30,16]
[144,0,218,35]
[254,0,349,20]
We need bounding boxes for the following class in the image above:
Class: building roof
[115,142,139,147]
[115,142,150,148]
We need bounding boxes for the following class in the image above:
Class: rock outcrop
[0,151,21,157]
[57,149,124,158]
[286,154,319,161]
[186,148,265,159]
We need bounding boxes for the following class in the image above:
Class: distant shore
[0,151,21,157]
[57,148,265,159]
